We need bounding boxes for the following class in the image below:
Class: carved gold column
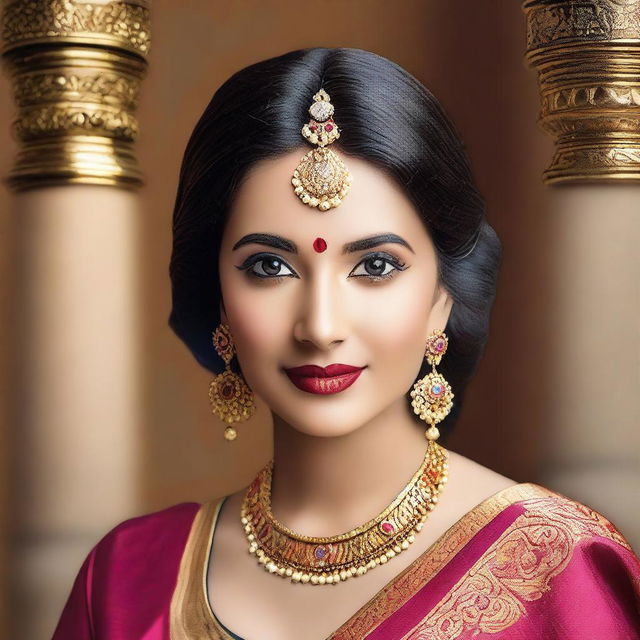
[1,1,149,636]
[524,0,640,183]
[524,0,640,549]
[2,0,149,188]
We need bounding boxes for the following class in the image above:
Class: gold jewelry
[291,89,353,211]
[240,441,448,585]
[410,330,454,442]
[208,323,255,441]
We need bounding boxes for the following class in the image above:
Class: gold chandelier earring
[208,323,256,441]
[410,329,454,442]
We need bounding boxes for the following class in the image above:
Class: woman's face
[218,149,453,437]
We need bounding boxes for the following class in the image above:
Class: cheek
[220,274,289,361]
[358,279,431,355]
[231,302,272,351]
[355,279,432,391]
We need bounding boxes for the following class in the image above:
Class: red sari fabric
[52,484,640,639]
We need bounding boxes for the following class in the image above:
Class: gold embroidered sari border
[169,483,553,640]
[170,498,232,640]
[328,482,550,639]
[398,489,637,640]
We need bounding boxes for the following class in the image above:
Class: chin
[286,422,362,439]
[271,404,368,438]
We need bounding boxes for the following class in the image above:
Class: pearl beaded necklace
[240,441,448,585]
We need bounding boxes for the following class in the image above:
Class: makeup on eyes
[234,250,408,282]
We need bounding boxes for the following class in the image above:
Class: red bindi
[313,237,327,253]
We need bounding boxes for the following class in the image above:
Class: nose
[293,270,346,351]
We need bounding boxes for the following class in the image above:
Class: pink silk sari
[53,483,640,639]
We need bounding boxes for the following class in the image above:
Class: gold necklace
[240,441,448,585]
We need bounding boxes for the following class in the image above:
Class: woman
[53,47,640,639]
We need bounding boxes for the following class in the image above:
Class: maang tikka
[410,330,454,442]
[208,323,256,441]
[291,88,353,211]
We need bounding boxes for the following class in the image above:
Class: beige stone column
[1,1,150,636]
[547,186,640,546]
[523,0,640,549]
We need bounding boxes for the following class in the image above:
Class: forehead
[224,149,429,245]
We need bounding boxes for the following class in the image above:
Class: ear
[427,285,453,336]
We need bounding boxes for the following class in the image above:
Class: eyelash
[235,251,408,284]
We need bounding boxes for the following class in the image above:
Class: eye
[349,252,408,281]
[235,253,298,279]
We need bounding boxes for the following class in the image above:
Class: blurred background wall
[0,1,637,638]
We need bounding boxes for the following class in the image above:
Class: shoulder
[89,501,206,602]
[506,483,636,552]
[482,480,640,600]
[495,485,640,634]
[419,479,640,638]
[54,501,211,637]
[95,501,203,557]
[447,451,636,552]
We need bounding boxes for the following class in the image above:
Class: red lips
[285,363,362,377]
[283,363,365,394]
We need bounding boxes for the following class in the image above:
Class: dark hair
[169,47,501,432]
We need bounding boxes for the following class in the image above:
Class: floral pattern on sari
[329,484,543,640]
[402,497,634,640]
[53,482,639,639]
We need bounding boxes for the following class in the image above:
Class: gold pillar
[2,0,149,189]
[524,0,640,548]
[1,1,149,636]
[524,0,640,184]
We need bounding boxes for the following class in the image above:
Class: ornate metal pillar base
[524,0,640,184]
[2,0,149,190]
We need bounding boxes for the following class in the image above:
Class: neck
[269,399,429,536]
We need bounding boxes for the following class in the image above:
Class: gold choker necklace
[240,441,448,585]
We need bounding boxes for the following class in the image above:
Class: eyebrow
[232,233,414,254]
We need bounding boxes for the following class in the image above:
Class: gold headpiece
[291,89,353,211]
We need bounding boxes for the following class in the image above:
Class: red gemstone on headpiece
[313,237,327,253]
[310,125,317,132]
[325,124,334,132]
